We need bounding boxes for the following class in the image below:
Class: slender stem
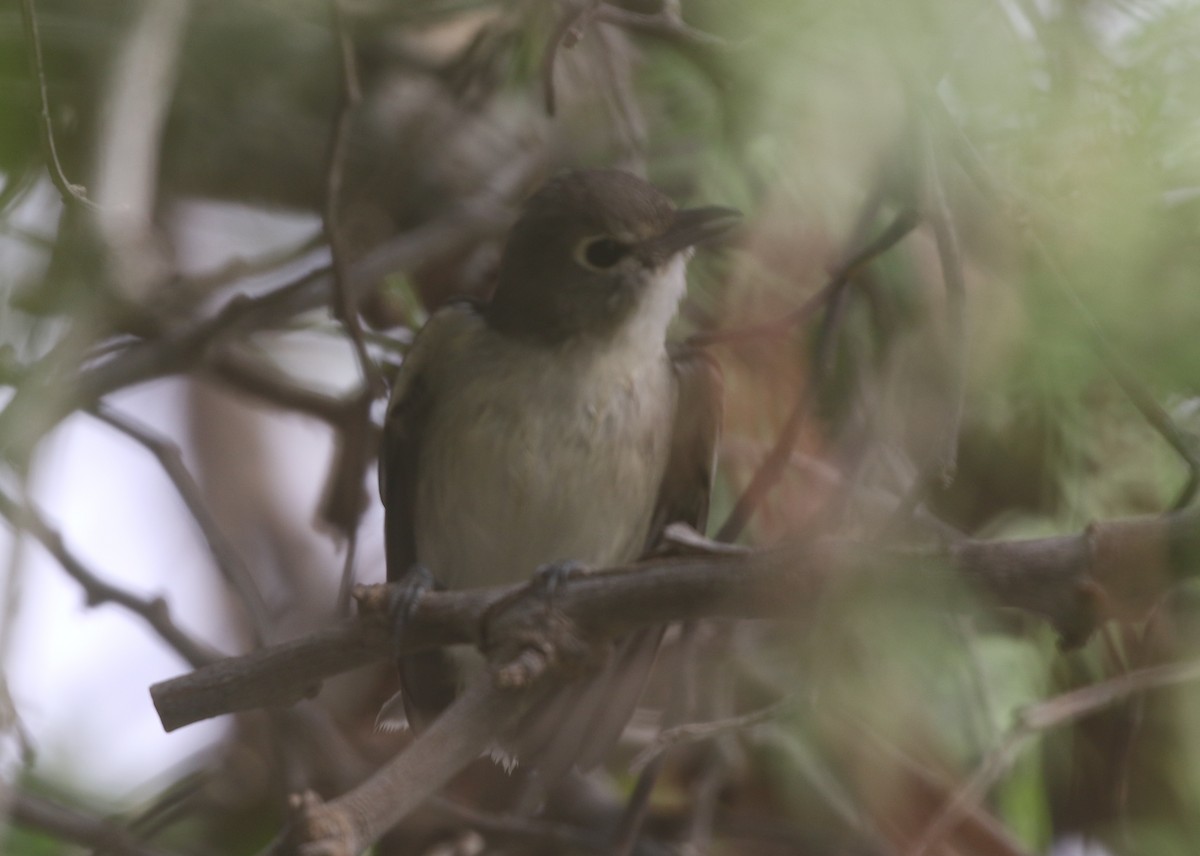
[0,487,221,669]
[17,0,99,210]
[90,404,272,646]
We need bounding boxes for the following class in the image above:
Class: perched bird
[378,168,736,784]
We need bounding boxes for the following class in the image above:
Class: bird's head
[487,169,740,346]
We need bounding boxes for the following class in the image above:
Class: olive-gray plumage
[379,169,732,781]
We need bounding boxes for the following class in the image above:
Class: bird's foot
[483,560,602,690]
[530,559,588,614]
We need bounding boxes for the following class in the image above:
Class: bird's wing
[379,300,479,581]
[650,344,724,540]
[379,301,480,730]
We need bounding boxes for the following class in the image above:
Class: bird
[377,168,736,786]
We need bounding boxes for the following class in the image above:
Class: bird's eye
[575,237,629,271]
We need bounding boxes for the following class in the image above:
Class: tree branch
[541,0,603,116]
[90,403,272,645]
[7,788,180,856]
[0,487,222,669]
[151,504,1200,733]
[714,188,905,542]
[283,676,548,856]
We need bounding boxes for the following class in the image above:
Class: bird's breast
[415,332,675,590]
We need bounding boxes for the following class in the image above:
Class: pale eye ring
[574,236,630,271]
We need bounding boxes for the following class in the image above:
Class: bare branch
[151,503,1200,732]
[0,487,222,669]
[284,676,547,856]
[8,789,181,856]
[0,156,532,461]
[630,698,790,773]
[909,650,1200,855]
[687,207,918,348]
[612,623,705,855]
[847,716,1033,856]
[171,232,324,310]
[593,21,648,171]
[204,351,357,425]
[1020,655,1200,733]
[428,796,606,853]
[90,403,272,645]
[324,2,380,397]
[318,3,382,554]
[923,122,968,487]
[541,0,602,116]
[595,5,729,48]
[715,189,903,542]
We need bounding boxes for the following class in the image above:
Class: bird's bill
[645,205,742,258]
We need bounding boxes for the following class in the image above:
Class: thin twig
[323,2,381,547]
[682,652,743,852]
[90,403,272,646]
[541,0,603,115]
[612,623,703,855]
[336,525,359,615]
[749,724,887,847]
[685,740,727,853]
[716,380,815,544]
[0,487,221,669]
[687,208,918,348]
[429,796,607,853]
[595,5,729,47]
[923,122,968,487]
[0,219,55,249]
[0,163,38,215]
[17,0,100,210]
[1020,655,1200,732]
[9,789,180,856]
[611,755,661,855]
[715,195,911,542]
[325,2,380,397]
[952,616,1001,751]
[903,729,1031,856]
[172,231,325,308]
[910,654,1200,856]
[112,770,213,847]
[205,351,357,425]
[0,157,530,458]
[630,698,790,773]
[593,20,648,171]
[1,274,322,458]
